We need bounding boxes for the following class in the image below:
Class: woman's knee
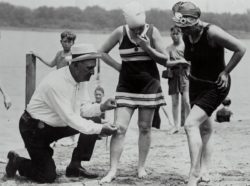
[138,122,151,134]
[115,123,128,135]
[200,123,213,136]
[184,118,199,133]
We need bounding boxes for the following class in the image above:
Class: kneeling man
[5,44,117,183]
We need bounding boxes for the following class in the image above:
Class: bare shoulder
[152,26,163,41]
[56,50,63,57]
[206,24,230,39]
[112,26,124,37]
[152,26,161,35]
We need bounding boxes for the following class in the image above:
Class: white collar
[64,67,78,86]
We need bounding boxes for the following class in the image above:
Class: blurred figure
[86,86,108,140]
[166,26,190,134]
[216,97,233,122]
[94,86,106,122]
[172,1,246,186]
[0,81,12,110]
[95,86,104,104]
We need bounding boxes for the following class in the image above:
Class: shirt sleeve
[80,102,102,118]
[43,86,102,135]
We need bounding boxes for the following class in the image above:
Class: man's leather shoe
[66,165,98,178]
[6,151,20,177]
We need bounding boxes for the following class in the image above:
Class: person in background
[94,86,106,122]
[98,1,168,183]
[0,81,12,110]
[5,44,117,183]
[172,2,246,186]
[95,86,105,103]
[85,86,108,140]
[215,97,233,122]
[166,26,190,134]
[31,30,76,69]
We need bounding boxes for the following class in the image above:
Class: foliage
[0,2,249,32]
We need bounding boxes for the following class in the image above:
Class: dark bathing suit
[183,25,230,116]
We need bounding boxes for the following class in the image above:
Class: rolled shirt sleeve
[44,86,102,135]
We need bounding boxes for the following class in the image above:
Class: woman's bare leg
[100,107,134,184]
[184,105,208,186]
[199,118,213,183]
[137,108,155,178]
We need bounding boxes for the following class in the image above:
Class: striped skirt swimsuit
[115,24,166,108]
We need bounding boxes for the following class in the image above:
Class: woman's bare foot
[187,175,200,186]
[199,174,210,183]
[99,171,116,184]
[168,127,179,134]
[199,170,210,183]
[138,168,148,178]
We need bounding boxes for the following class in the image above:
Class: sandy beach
[0,29,249,186]
[0,118,250,186]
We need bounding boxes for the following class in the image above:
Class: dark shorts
[168,67,189,95]
[189,76,231,116]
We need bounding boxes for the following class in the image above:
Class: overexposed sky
[0,0,250,13]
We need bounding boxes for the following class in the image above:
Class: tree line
[0,2,250,32]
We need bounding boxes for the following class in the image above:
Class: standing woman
[172,2,246,186]
[99,1,168,183]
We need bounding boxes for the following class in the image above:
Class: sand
[0,119,250,186]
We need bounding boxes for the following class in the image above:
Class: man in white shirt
[5,44,117,183]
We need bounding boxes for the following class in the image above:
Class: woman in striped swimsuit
[99,2,168,183]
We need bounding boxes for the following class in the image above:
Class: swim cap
[172,1,201,27]
[123,1,146,28]
[172,1,201,18]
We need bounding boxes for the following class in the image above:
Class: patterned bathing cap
[172,1,201,27]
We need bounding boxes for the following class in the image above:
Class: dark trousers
[17,111,98,183]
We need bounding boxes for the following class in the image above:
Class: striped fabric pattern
[115,24,166,108]
[120,48,152,62]
[116,92,165,108]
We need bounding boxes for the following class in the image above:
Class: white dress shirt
[26,67,103,134]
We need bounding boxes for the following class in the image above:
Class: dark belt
[22,110,45,129]
[189,74,216,85]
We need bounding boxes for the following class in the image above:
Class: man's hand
[100,98,117,111]
[100,123,117,136]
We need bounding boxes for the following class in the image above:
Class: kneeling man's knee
[37,161,57,183]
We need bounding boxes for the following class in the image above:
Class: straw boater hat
[70,43,101,63]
